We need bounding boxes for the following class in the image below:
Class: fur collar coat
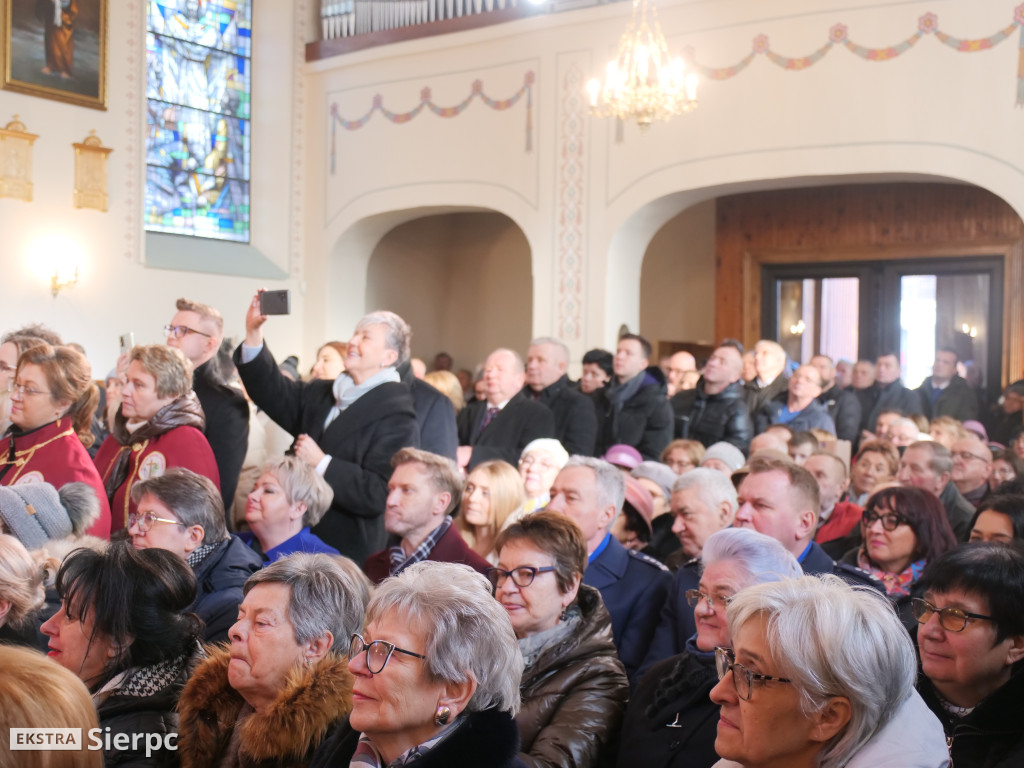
[176,645,354,768]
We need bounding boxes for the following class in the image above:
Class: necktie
[480,406,499,433]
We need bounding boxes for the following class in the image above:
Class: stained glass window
[145,1,251,242]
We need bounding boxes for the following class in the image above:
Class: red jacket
[0,419,112,539]
[363,523,491,584]
[816,500,863,545]
[94,426,220,533]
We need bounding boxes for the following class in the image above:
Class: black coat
[915,375,979,422]
[918,664,1024,768]
[235,344,419,563]
[857,379,923,433]
[523,375,598,456]
[191,536,262,644]
[744,373,788,417]
[671,379,752,454]
[939,481,976,542]
[594,368,674,461]
[192,359,250,514]
[818,384,862,443]
[310,708,524,768]
[582,535,671,682]
[617,650,719,768]
[457,391,555,470]
[399,362,458,461]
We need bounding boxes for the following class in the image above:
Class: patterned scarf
[103,393,206,499]
[857,548,927,597]
[350,718,462,768]
[387,516,453,576]
[92,651,190,706]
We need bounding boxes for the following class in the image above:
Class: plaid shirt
[388,516,454,576]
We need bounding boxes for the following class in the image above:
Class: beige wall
[640,200,716,349]
[365,212,532,372]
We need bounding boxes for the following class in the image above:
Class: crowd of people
[1,296,1024,768]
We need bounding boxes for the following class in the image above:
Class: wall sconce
[51,267,79,298]
[789,319,806,335]
[0,115,38,202]
[960,323,978,339]
[73,131,113,211]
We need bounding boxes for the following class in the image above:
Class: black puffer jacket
[595,368,673,460]
[517,585,629,768]
[670,379,752,454]
[818,384,862,443]
[918,663,1024,768]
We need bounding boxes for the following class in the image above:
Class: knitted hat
[519,438,570,469]
[631,461,677,499]
[700,442,746,472]
[0,483,72,550]
[603,444,643,470]
[279,355,300,382]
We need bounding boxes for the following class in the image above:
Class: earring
[433,705,451,726]
[559,607,568,622]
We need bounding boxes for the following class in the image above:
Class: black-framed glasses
[911,598,995,632]
[127,511,186,533]
[163,324,212,340]
[952,451,990,464]
[8,381,50,397]
[714,647,792,701]
[349,633,426,674]
[486,566,556,592]
[685,589,733,610]
[862,510,908,531]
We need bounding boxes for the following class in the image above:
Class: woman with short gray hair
[309,560,524,768]
[177,553,368,768]
[710,574,947,768]
[618,528,800,768]
[238,455,339,562]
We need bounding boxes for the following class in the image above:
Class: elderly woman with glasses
[837,486,958,633]
[710,574,948,768]
[40,542,203,767]
[489,509,628,768]
[0,342,111,539]
[309,560,524,768]
[914,543,1024,768]
[238,456,340,562]
[93,344,219,534]
[177,553,369,768]
[617,528,802,768]
[519,438,569,515]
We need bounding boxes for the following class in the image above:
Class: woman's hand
[245,291,268,347]
[294,434,327,468]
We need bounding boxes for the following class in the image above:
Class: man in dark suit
[235,297,419,564]
[456,348,555,471]
[523,337,597,456]
[857,352,922,438]
[744,339,789,417]
[547,456,671,682]
[914,348,979,422]
[166,298,249,517]
[397,360,458,460]
[810,353,862,444]
[363,447,489,583]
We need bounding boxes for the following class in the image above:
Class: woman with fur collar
[177,553,370,768]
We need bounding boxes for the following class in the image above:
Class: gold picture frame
[3,0,107,110]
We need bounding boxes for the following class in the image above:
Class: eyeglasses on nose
[485,565,556,592]
[349,633,426,674]
[127,511,186,533]
[163,324,212,340]
[714,646,792,701]
[685,589,733,610]
[911,598,995,632]
[7,381,50,397]
[862,510,907,531]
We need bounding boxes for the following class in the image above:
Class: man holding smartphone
[166,298,249,519]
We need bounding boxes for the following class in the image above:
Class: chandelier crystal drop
[586,0,698,131]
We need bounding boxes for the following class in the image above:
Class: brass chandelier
[586,0,698,131]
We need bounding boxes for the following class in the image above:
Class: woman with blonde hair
[0,533,55,647]
[0,343,110,538]
[425,369,466,412]
[456,460,525,563]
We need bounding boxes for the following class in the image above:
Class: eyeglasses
[952,451,990,464]
[163,324,212,340]
[8,381,51,397]
[127,511,186,533]
[862,510,908,531]
[519,455,558,471]
[685,589,734,610]
[485,566,556,592]
[714,647,792,701]
[911,598,995,632]
[349,633,426,674]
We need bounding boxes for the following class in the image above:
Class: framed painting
[3,0,107,110]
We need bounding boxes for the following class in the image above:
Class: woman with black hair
[969,494,1024,544]
[40,542,201,767]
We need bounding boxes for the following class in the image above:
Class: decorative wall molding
[124,0,143,261]
[685,6,1024,104]
[329,70,534,173]
[291,2,309,278]
[556,60,585,342]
